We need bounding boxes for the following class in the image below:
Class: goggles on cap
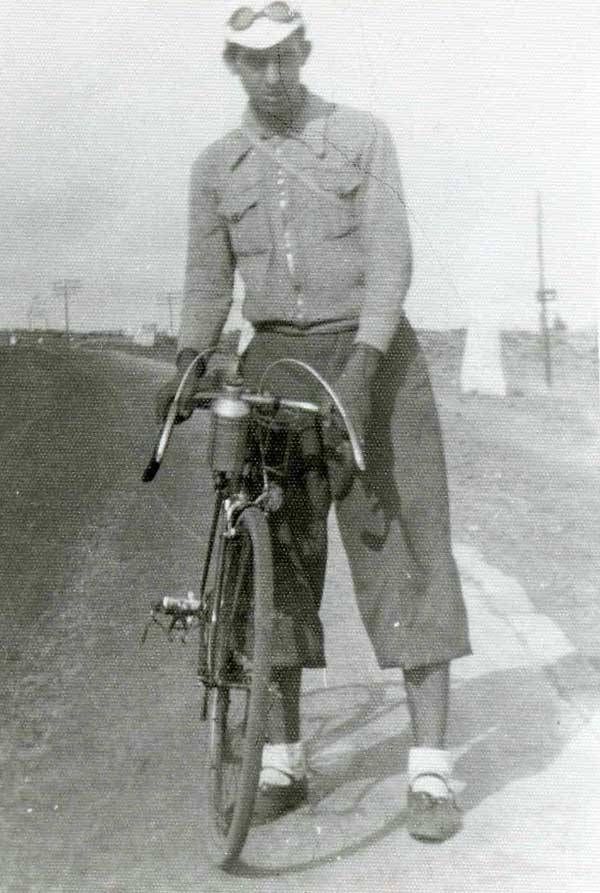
[228,2,301,32]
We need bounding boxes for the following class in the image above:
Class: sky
[1,0,598,334]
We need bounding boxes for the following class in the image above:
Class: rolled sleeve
[178,150,235,355]
[355,120,412,353]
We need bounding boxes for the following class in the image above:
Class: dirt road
[1,341,599,892]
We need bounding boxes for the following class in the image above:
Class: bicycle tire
[204,505,274,867]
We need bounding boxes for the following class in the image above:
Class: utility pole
[28,295,40,330]
[53,279,82,343]
[536,192,557,387]
[157,291,181,338]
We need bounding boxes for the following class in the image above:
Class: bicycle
[141,352,364,868]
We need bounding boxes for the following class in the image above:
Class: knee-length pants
[240,318,471,671]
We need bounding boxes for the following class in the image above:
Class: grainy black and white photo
[1,2,598,890]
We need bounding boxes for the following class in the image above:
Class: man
[156,2,470,842]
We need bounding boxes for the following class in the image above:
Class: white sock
[260,742,306,787]
[408,747,452,799]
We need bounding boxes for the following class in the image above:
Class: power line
[156,291,181,337]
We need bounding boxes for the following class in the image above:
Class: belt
[253,320,359,337]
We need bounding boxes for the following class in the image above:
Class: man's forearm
[356,118,413,353]
[177,284,233,358]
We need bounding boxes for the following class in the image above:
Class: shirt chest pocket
[309,168,363,240]
[219,186,270,257]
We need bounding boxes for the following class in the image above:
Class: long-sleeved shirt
[178,89,412,355]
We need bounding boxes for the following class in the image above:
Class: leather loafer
[407,787,463,842]
[252,778,308,825]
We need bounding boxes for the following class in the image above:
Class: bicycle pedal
[160,592,201,615]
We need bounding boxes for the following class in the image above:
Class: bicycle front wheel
[204,505,274,868]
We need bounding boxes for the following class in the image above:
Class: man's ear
[300,39,312,66]
[223,45,240,75]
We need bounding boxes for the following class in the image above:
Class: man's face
[233,34,309,120]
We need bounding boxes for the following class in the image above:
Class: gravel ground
[0,333,598,892]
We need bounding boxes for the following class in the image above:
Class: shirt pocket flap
[219,184,269,256]
[311,168,363,198]
[219,186,260,223]
[308,168,362,239]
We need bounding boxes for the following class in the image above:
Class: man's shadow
[230,654,582,877]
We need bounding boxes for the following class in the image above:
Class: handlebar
[142,355,365,482]
[191,388,321,416]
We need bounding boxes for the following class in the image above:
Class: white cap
[225,3,305,50]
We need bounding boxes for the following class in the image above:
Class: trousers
[240,318,471,671]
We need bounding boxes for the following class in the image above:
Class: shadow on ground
[228,658,573,876]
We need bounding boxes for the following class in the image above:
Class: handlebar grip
[142,457,160,483]
[141,398,179,483]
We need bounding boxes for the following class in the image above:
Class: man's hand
[155,349,206,425]
[322,343,381,499]
[330,343,380,447]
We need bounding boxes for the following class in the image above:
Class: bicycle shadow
[228,655,583,877]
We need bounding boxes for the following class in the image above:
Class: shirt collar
[242,84,309,138]
[237,89,334,161]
